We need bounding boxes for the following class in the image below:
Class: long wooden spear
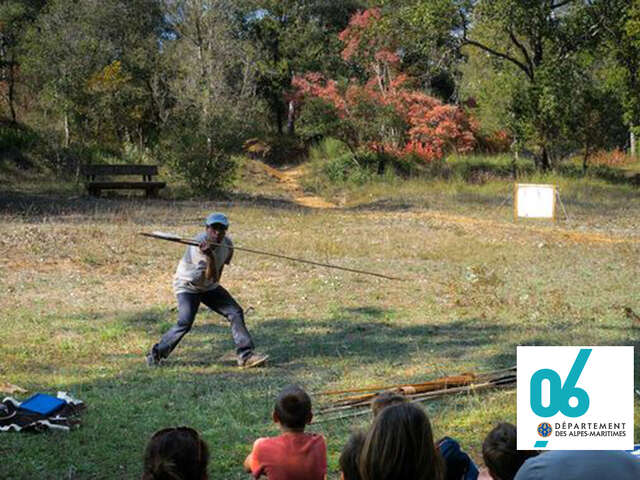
[313,367,517,420]
[139,231,405,281]
[314,379,515,423]
[313,366,516,397]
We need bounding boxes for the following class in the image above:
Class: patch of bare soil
[250,160,337,209]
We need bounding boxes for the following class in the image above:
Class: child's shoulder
[303,432,327,447]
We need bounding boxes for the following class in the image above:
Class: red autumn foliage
[292,8,477,163]
[338,8,387,63]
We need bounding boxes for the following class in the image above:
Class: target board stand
[513,183,569,222]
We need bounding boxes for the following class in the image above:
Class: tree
[242,0,362,134]
[379,0,466,101]
[395,0,622,169]
[157,0,261,191]
[293,8,477,165]
[21,0,168,149]
[461,1,614,169]
[0,0,44,123]
[597,0,640,156]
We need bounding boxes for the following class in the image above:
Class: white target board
[514,183,556,219]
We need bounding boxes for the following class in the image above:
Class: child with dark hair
[482,423,537,480]
[244,385,327,480]
[142,426,209,480]
[371,392,407,418]
[339,431,366,480]
[359,402,445,480]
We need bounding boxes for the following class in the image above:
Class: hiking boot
[238,352,269,368]
[146,348,161,367]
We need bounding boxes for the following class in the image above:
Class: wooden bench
[82,164,166,197]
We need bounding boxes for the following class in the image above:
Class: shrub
[0,123,39,169]
[588,149,635,167]
[0,123,38,151]
[475,130,512,154]
[296,97,345,144]
[164,138,236,194]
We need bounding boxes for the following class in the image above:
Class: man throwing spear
[146,213,268,368]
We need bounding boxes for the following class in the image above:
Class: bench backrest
[82,164,159,176]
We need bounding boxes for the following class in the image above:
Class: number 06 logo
[530,348,591,418]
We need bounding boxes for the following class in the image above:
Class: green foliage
[122,141,154,165]
[19,0,170,151]
[158,111,243,194]
[402,0,632,168]
[2,0,638,179]
[598,0,640,138]
[160,136,237,195]
[459,45,520,136]
[307,137,365,185]
[296,97,345,143]
[0,123,39,170]
[306,138,421,189]
[243,0,363,133]
[0,123,38,152]
[0,0,45,122]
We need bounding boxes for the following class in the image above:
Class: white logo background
[517,346,634,450]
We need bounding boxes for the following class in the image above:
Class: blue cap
[204,212,229,228]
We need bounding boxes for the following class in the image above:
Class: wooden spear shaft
[314,381,515,423]
[317,381,490,415]
[314,367,516,397]
[139,231,405,281]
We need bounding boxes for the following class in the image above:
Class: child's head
[482,423,538,480]
[142,426,209,480]
[360,403,444,480]
[273,384,312,431]
[339,431,366,480]
[371,392,407,418]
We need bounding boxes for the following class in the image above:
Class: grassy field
[1,159,639,479]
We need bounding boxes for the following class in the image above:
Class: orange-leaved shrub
[588,149,635,167]
[292,8,477,163]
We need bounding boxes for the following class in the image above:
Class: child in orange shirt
[243,385,327,480]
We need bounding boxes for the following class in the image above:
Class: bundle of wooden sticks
[313,366,516,423]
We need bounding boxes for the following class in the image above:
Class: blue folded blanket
[19,393,66,416]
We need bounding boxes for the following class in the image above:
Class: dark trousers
[153,286,254,360]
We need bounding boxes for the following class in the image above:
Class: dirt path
[252,160,337,208]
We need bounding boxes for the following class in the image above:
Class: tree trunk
[540,145,551,171]
[583,138,591,173]
[376,146,386,175]
[63,112,70,148]
[8,53,17,123]
[274,97,284,135]
[286,100,295,135]
[582,149,589,173]
[631,126,636,157]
